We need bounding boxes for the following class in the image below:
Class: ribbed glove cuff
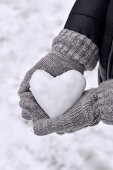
[52,29,100,71]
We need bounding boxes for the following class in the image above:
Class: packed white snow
[29,70,86,118]
[1,0,113,170]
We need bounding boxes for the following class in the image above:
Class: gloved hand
[18,29,99,121]
[33,79,113,136]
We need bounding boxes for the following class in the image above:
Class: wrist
[52,29,100,71]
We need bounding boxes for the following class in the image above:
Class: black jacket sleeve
[64,0,109,48]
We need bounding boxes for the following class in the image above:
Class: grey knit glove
[33,79,113,136]
[18,29,99,121]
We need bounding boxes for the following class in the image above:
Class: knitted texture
[33,79,113,136]
[33,88,100,136]
[97,79,113,125]
[52,29,100,71]
[18,29,99,121]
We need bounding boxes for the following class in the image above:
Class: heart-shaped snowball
[29,70,86,118]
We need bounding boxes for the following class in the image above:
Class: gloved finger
[18,80,30,96]
[33,106,84,136]
[18,68,36,95]
[22,109,32,120]
[19,91,49,120]
[19,91,36,119]
[19,99,34,120]
[56,132,65,135]
[18,61,41,95]
[55,92,90,135]
[33,90,91,136]
[18,56,49,95]
[56,128,77,135]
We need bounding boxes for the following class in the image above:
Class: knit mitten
[97,79,113,124]
[33,79,113,136]
[18,29,99,121]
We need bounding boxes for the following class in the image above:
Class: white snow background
[0,0,113,170]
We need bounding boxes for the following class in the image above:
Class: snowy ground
[0,0,113,170]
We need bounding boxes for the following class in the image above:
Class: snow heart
[29,70,86,118]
